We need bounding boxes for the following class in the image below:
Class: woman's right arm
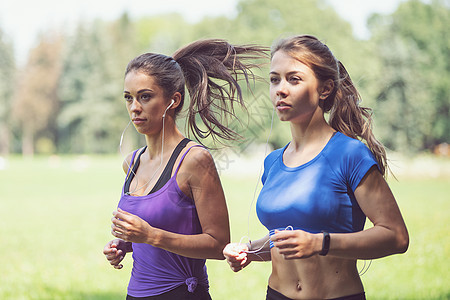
[223,235,271,272]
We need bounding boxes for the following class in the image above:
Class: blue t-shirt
[256,132,378,244]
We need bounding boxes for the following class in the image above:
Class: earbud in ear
[162,99,175,118]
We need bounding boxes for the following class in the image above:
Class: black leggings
[266,286,366,300]
[126,284,212,300]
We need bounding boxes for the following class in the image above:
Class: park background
[0,0,449,299]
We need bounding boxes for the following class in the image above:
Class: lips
[276,100,291,110]
[132,117,147,124]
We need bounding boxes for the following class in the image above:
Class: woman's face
[123,70,169,135]
[269,50,324,123]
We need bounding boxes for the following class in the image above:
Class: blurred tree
[368,0,450,152]
[104,12,143,154]
[0,28,15,155]
[11,32,63,156]
[135,13,194,54]
[58,19,131,153]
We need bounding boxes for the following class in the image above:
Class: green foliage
[135,14,195,54]
[11,33,63,155]
[0,28,15,154]
[58,20,130,153]
[368,0,450,152]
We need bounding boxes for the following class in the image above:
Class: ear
[170,92,182,109]
[319,79,334,100]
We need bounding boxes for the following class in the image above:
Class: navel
[296,281,302,291]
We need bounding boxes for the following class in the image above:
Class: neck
[289,112,333,150]
[144,117,184,159]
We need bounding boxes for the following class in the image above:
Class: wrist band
[319,231,330,256]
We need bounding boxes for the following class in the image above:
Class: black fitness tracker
[319,231,330,256]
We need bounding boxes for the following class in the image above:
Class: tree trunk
[0,123,10,155]
[22,125,34,157]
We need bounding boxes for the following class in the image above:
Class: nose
[275,80,288,99]
[129,98,142,113]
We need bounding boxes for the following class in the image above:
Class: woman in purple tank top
[102,39,268,299]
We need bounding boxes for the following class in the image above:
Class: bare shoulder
[182,143,215,171]
[176,142,220,180]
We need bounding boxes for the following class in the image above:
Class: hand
[223,243,250,272]
[271,229,321,259]
[111,208,153,244]
[103,239,129,269]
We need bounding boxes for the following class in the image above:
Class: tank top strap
[126,148,140,178]
[174,145,206,176]
[124,146,147,195]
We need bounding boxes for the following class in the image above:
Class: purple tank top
[117,145,209,297]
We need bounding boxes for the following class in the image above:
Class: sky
[0,0,406,64]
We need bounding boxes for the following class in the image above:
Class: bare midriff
[268,248,364,299]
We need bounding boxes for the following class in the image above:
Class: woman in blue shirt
[223,35,409,300]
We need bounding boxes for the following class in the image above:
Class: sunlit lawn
[1,155,449,299]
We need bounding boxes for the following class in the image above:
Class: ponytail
[173,39,269,145]
[329,62,388,176]
[125,39,268,147]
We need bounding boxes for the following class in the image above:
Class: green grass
[0,155,449,299]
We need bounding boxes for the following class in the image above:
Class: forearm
[326,225,409,260]
[246,235,272,262]
[148,228,228,260]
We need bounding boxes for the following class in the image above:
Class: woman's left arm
[327,165,409,259]
[111,147,230,260]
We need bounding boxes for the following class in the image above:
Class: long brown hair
[271,35,388,177]
[125,39,268,146]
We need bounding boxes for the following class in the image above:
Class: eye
[270,76,280,84]
[139,93,151,101]
[124,94,133,102]
[289,76,301,83]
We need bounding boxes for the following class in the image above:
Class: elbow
[395,229,409,254]
[398,234,409,254]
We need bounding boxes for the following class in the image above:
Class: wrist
[148,227,162,247]
[319,231,331,256]
[245,242,253,260]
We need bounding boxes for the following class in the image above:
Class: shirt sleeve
[344,141,379,192]
[261,148,282,184]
